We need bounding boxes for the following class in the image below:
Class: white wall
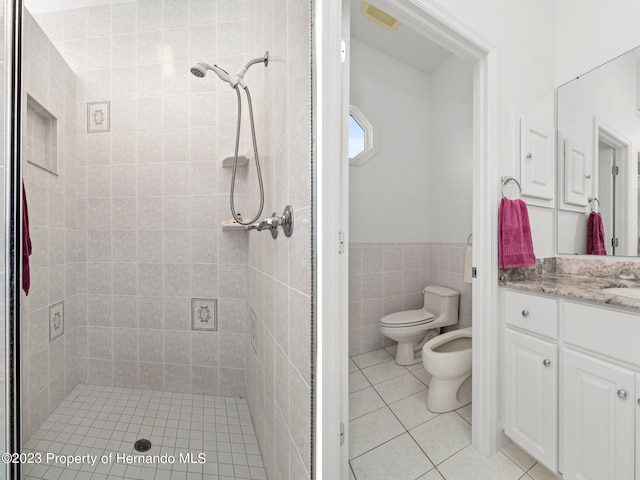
[349,40,473,243]
[427,54,473,242]
[556,0,640,84]
[349,39,431,242]
[432,0,557,258]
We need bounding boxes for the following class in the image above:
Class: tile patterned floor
[22,384,266,480]
[349,347,560,480]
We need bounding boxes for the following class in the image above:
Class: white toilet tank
[423,285,459,328]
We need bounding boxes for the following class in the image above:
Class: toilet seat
[380,309,435,328]
[423,327,472,353]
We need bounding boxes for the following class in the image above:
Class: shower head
[190,52,269,89]
[190,61,235,85]
[189,64,206,78]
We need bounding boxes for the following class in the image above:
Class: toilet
[380,285,460,366]
[422,327,472,413]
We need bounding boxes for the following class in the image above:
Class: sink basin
[601,287,640,300]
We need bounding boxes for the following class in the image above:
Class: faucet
[256,215,283,231]
[248,205,294,239]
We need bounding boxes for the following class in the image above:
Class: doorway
[346,2,475,477]
[316,0,500,478]
[595,121,633,256]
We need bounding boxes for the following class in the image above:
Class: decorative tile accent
[49,301,64,342]
[191,298,218,331]
[87,101,110,133]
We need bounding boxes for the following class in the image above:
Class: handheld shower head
[190,52,269,89]
[190,62,235,86]
[190,53,269,226]
[190,64,206,78]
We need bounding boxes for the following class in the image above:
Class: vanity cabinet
[562,300,640,480]
[562,349,635,480]
[504,329,558,470]
[502,290,640,479]
[503,291,558,472]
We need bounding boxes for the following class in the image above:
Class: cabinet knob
[617,389,627,400]
[585,174,592,179]
[525,153,532,159]
[543,359,551,367]
[521,310,530,318]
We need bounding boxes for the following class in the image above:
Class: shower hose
[230,85,265,226]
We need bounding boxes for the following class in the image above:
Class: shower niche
[25,94,58,175]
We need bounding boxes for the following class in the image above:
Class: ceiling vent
[361,2,399,30]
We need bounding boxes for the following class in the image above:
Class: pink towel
[587,211,606,255]
[22,181,32,295]
[498,197,536,268]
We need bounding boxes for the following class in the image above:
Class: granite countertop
[500,273,640,310]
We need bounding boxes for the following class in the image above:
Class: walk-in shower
[12,1,313,478]
[190,53,269,227]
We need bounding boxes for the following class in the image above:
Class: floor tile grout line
[453,407,471,426]
[347,429,409,464]
[350,349,489,480]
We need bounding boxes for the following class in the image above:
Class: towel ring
[501,176,522,199]
[467,234,473,246]
[589,197,600,212]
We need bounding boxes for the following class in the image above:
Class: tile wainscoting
[349,242,472,357]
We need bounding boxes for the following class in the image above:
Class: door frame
[315,1,502,478]
[593,118,634,256]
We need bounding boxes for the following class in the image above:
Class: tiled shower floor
[22,384,266,480]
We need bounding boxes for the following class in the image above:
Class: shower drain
[134,439,152,452]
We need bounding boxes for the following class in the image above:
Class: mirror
[557,47,640,256]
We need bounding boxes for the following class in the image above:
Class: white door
[504,329,558,471]
[562,349,635,480]
[564,139,590,207]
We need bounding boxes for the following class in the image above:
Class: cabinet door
[504,329,558,471]
[563,139,590,207]
[521,117,555,201]
[563,349,635,480]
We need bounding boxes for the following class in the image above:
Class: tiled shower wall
[349,242,472,357]
[21,12,80,439]
[245,1,313,479]
[32,1,252,400]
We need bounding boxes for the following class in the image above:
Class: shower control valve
[251,205,294,239]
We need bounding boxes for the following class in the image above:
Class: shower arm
[232,52,269,88]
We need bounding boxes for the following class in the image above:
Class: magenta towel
[22,181,32,295]
[498,197,536,268]
[587,211,606,255]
